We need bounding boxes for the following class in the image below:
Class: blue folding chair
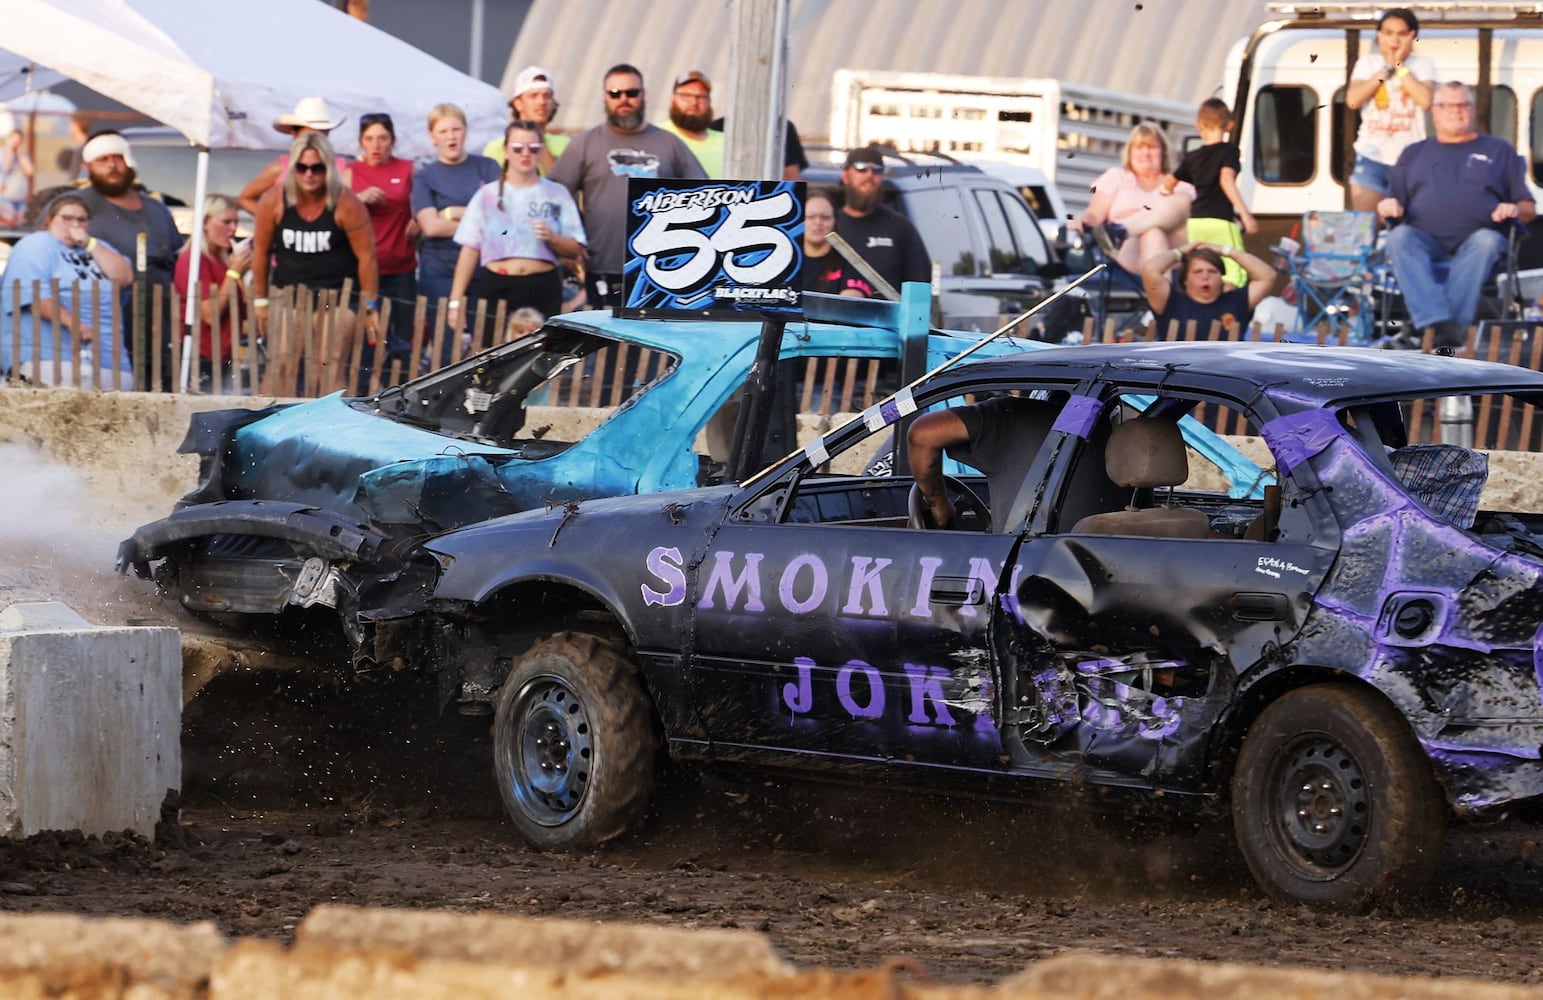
[1274,210,1380,344]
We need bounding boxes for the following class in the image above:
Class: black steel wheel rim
[1264,733,1371,878]
[502,673,594,827]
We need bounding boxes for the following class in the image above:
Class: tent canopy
[7,0,508,158]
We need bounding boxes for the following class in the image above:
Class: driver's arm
[907,409,971,528]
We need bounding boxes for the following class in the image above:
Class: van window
[973,189,1051,274]
[1490,85,1517,146]
[1253,85,1317,185]
[902,186,979,277]
[1020,185,1052,218]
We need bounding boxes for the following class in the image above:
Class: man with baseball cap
[834,145,931,296]
[657,69,723,178]
[483,65,569,175]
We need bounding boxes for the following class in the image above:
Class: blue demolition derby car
[321,340,1543,910]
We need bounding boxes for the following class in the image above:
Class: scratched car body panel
[118,295,1259,621]
[117,299,1059,616]
[413,341,1543,907]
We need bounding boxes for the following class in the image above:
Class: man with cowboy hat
[239,97,349,215]
[482,65,568,176]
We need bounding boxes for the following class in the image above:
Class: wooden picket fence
[7,278,1543,450]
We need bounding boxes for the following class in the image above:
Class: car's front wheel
[492,630,656,849]
[1231,683,1445,910]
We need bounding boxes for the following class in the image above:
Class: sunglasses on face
[606,88,642,99]
[293,161,327,175]
[849,162,883,174]
[507,142,543,155]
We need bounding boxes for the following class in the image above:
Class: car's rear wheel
[1231,683,1445,910]
[492,630,655,849]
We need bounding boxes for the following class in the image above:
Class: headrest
[1105,419,1188,488]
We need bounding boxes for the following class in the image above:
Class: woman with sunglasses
[250,132,379,393]
[0,192,132,386]
[446,122,585,340]
[350,112,417,366]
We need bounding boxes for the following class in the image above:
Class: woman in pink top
[1078,123,1194,275]
[446,122,586,339]
[349,112,417,360]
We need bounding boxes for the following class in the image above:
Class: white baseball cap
[511,66,555,102]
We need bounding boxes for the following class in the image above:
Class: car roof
[801,160,999,190]
[928,341,1543,410]
[545,305,1039,356]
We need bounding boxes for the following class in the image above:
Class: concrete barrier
[0,912,224,1000]
[1,906,1540,999]
[0,602,180,838]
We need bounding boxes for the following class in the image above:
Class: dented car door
[687,489,1022,769]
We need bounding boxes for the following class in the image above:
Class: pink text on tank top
[282,229,333,253]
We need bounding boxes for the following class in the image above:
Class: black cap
[844,145,884,168]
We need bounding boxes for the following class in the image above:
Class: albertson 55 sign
[622,178,805,318]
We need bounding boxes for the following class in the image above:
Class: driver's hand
[929,495,958,529]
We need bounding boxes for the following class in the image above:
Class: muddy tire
[492,631,655,849]
[1232,683,1445,910]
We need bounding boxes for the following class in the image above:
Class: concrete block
[1000,952,1543,1000]
[213,938,971,1000]
[295,904,794,981]
[0,912,225,1000]
[0,601,181,838]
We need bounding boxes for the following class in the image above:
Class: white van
[1225,2,1543,262]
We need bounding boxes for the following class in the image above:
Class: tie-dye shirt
[453,178,585,265]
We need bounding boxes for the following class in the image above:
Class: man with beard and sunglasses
[658,69,724,178]
[834,145,930,298]
[75,130,183,384]
[549,63,706,308]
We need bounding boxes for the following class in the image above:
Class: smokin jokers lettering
[640,545,1025,621]
[622,178,804,318]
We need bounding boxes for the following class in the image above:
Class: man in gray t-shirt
[548,62,706,307]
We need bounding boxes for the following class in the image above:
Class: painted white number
[633,191,797,293]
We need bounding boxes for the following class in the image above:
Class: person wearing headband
[75,129,183,386]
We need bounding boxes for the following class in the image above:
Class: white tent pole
[179,147,209,392]
[469,0,485,79]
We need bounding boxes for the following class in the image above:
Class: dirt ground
[4,668,1543,988]
[5,395,1543,987]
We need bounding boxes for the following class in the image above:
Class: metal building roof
[504,0,1275,143]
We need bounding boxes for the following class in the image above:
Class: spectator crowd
[0,6,1535,392]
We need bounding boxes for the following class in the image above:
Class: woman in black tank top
[250,133,380,394]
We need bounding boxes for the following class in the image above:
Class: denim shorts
[1349,155,1391,194]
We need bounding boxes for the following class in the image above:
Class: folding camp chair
[1374,219,1528,349]
[1274,210,1380,344]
